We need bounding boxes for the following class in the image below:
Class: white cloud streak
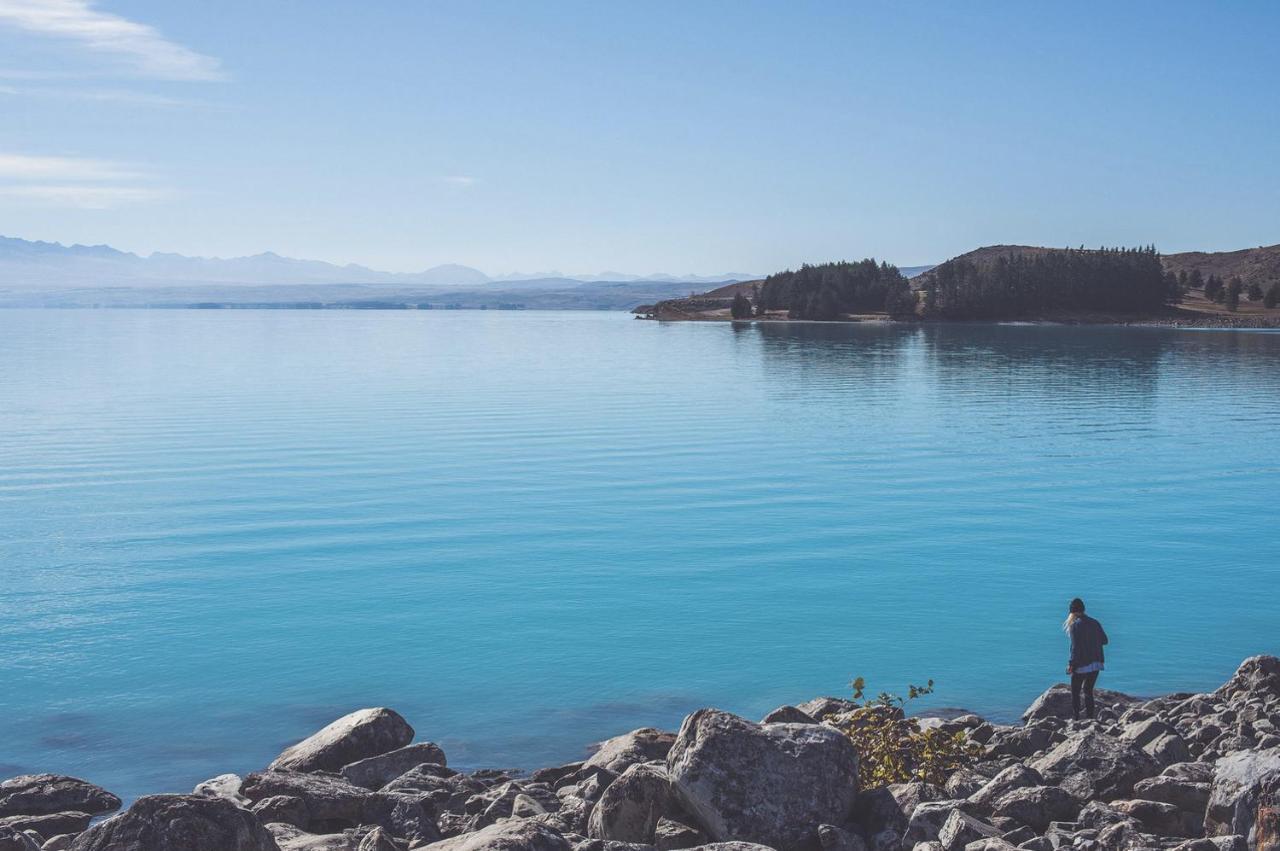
[0,0,223,81]
[0,151,168,208]
[441,176,477,187]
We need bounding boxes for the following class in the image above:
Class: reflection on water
[1,310,1278,804]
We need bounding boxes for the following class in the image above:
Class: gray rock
[1108,799,1194,837]
[904,801,969,845]
[968,766,1043,812]
[513,795,547,819]
[1131,777,1210,814]
[957,842,1015,851]
[1169,837,1248,851]
[852,783,942,839]
[243,771,370,828]
[653,818,703,851]
[0,777,120,819]
[1204,747,1280,836]
[990,786,1079,833]
[1028,729,1160,801]
[0,814,90,838]
[416,820,572,851]
[683,845,775,851]
[194,774,250,806]
[795,698,859,722]
[41,835,76,851]
[0,827,39,851]
[666,709,859,851]
[1021,685,1141,724]
[983,728,1054,760]
[358,827,402,851]
[585,731,677,775]
[587,764,672,844]
[815,823,865,851]
[937,810,999,851]
[270,709,416,774]
[253,796,311,828]
[942,769,986,801]
[343,745,448,790]
[760,706,817,725]
[67,794,279,851]
[1214,656,1280,704]
[1162,762,1216,784]
[265,823,356,851]
[1074,801,1136,831]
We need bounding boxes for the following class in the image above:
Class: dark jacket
[1069,614,1108,671]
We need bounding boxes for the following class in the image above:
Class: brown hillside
[1162,244,1280,287]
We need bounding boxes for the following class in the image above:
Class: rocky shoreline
[4,657,1280,851]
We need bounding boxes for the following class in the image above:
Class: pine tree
[1266,283,1280,309]
[1247,282,1264,302]
[730,292,753,319]
[1225,278,1242,312]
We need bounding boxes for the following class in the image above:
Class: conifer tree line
[921,246,1170,319]
[1179,268,1280,312]
[756,259,914,320]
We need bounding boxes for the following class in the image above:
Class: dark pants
[1071,670,1100,719]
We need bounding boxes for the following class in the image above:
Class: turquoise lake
[1,308,1278,803]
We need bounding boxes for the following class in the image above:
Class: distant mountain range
[0,235,758,291]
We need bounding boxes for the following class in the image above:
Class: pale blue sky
[1,1,1278,274]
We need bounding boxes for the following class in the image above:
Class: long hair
[1063,598,1086,633]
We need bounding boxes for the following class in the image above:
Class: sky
[1,1,1278,275]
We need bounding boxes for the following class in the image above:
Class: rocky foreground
[4,658,1280,851]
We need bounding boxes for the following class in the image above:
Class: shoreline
[634,311,1280,331]
[6,656,1279,850]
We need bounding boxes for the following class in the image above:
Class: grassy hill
[1162,244,1280,287]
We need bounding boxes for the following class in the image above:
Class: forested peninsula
[635,244,1280,327]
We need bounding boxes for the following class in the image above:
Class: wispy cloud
[441,175,477,187]
[0,183,170,208]
[0,83,204,107]
[0,151,168,208]
[0,0,223,81]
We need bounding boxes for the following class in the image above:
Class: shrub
[829,678,983,788]
[730,292,753,319]
[1265,284,1280,309]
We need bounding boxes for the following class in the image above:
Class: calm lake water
[2,309,1278,802]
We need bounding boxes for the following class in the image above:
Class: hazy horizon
[2,2,1278,275]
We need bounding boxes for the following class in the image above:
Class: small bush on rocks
[830,678,983,787]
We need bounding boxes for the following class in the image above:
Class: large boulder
[584,730,677,775]
[1214,656,1280,704]
[1028,728,1160,801]
[937,810,999,851]
[264,823,356,851]
[587,763,673,843]
[416,820,572,851]
[242,771,369,828]
[270,709,415,774]
[341,744,448,790]
[0,812,91,836]
[1131,776,1211,814]
[0,828,38,851]
[1109,798,1196,838]
[665,709,859,851]
[67,794,279,851]
[0,776,120,818]
[990,786,1079,832]
[194,773,250,806]
[1021,684,1141,723]
[902,800,968,846]
[1205,747,1280,838]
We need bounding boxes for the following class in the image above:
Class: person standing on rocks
[1064,597,1108,720]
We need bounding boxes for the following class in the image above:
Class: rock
[67,794,279,851]
[512,795,547,818]
[1028,729,1160,801]
[1204,747,1280,836]
[1093,820,1150,849]
[684,845,775,851]
[587,763,672,844]
[0,828,39,851]
[0,814,91,838]
[1162,762,1216,784]
[1131,777,1210,814]
[265,823,356,851]
[983,728,1054,760]
[997,825,1035,846]
[653,818,704,851]
[1021,684,1141,723]
[585,731,677,775]
[0,777,120,819]
[937,810,999,851]
[243,771,369,828]
[989,787,1079,833]
[358,827,402,851]
[904,801,969,845]
[815,823,865,851]
[852,783,942,839]
[41,836,76,851]
[342,745,448,790]
[666,709,859,851]
[415,820,572,851]
[1214,656,1280,704]
[360,792,440,844]
[760,707,817,725]
[270,709,416,774]
[253,795,310,828]
[942,769,986,800]
[967,765,1043,812]
[1075,801,1136,831]
[531,766,584,788]
[1170,837,1248,851]
[1108,799,1194,837]
[957,842,1015,851]
[795,698,859,722]
[194,773,250,806]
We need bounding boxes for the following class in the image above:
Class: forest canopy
[757,259,913,320]
[921,246,1170,319]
